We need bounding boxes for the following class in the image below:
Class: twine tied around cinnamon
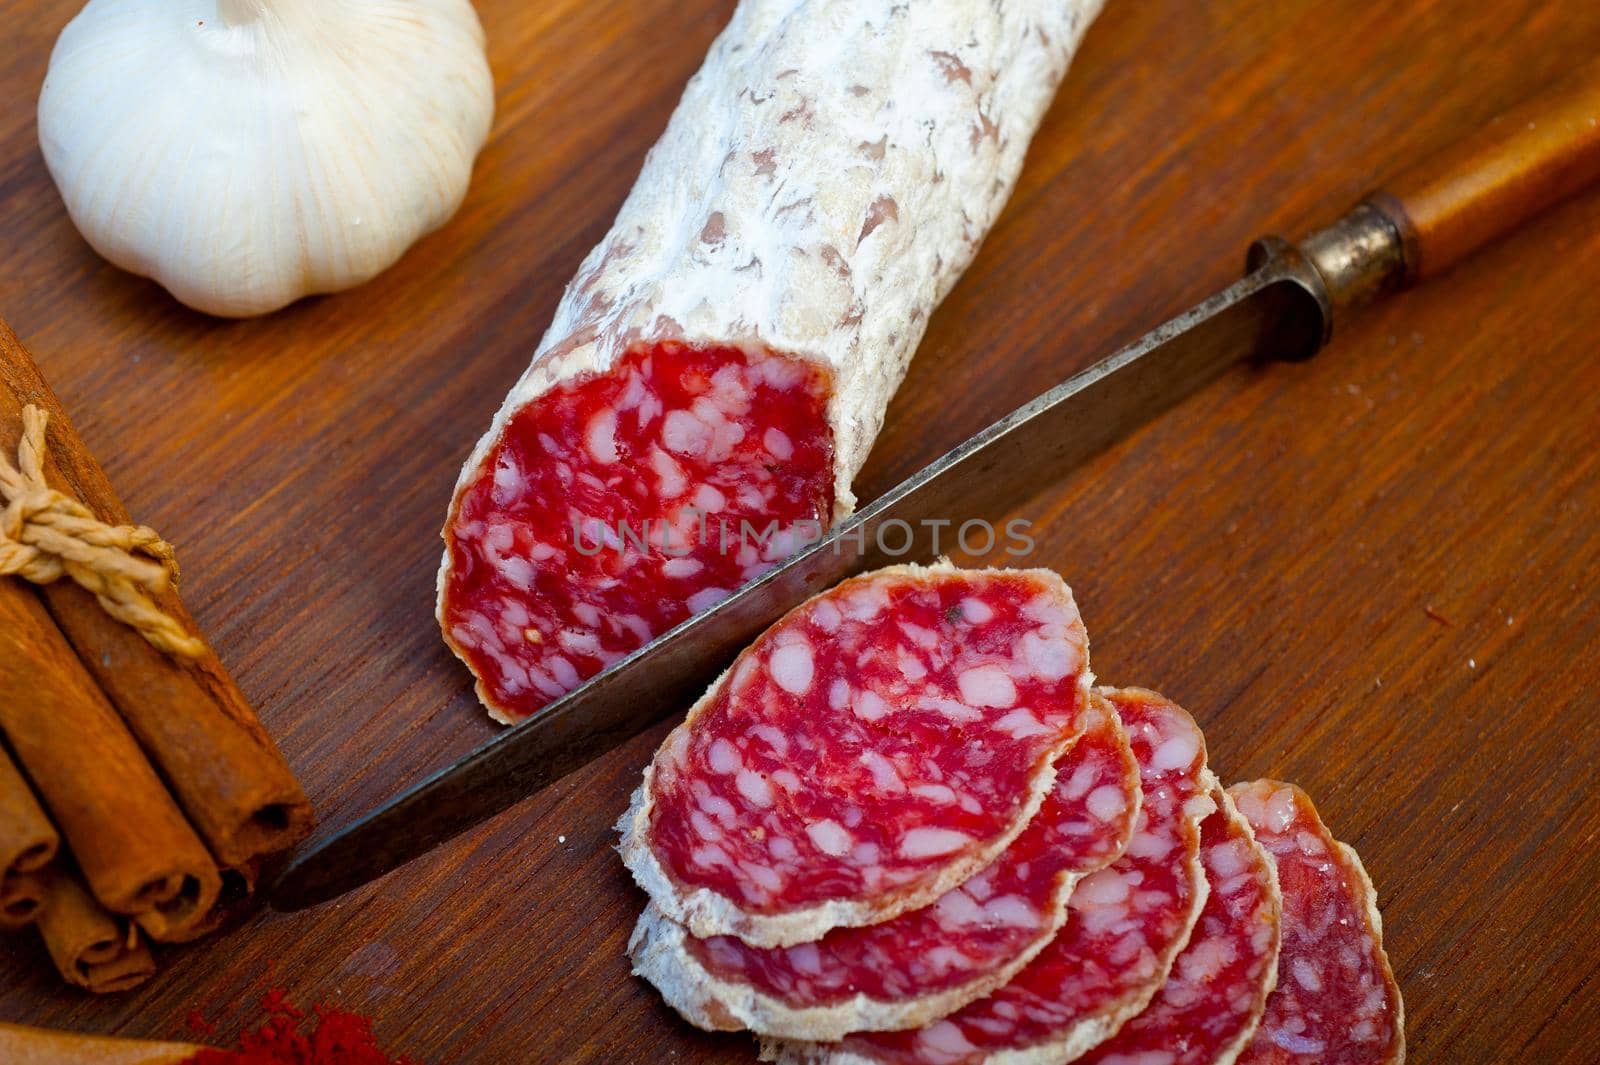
[0,404,204,659]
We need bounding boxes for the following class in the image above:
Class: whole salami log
[631,693,1140,1038]
[1229,781,1404,1065]
[1074,785,1281,1065]
[440,0,1107,722]
[620,563,1093,949]
[773,688,1215,1065]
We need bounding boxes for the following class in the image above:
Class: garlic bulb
[37,0,494,317]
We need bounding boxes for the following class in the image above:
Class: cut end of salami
[795,687,1216,1065]
[630,691,1140,1040]
[1230,780,1405,1065]
[620,563,1093,950]
[441,341,835,722]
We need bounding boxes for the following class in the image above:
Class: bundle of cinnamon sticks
[0,319,312,992]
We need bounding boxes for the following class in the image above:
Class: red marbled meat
[632,693,1140,1038]
[787,687,1215,1065]
[620,564,1093,949]
[1075,785,1281,1065]
[1230,781,1404,1065]
[442,342,834,722]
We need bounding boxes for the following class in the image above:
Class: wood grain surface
[2,1,1598,1061]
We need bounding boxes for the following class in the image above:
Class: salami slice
[619,563,1093,949]
[1229,781,1404,1065]
[630,692,1140,1039]
[439,0,1107,722]
[1073,785,1281,1065]
[771,687,1216,1065]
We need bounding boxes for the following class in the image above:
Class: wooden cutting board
[2,1,1598,1061]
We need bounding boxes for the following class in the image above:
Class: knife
[272,60,1600,911]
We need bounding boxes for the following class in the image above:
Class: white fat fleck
[548,656,580,690]
[1207,839,1250,878]
[1020,630,1081,680]
[769,641,816,695]
[958,596,995,624]
[706,738,742,775]
[1263,786,1299,834]
[810,598,843,633]
[661,557,704,579]
[491,455,522,505]
[1022,594,1071,625]
[1292,956,1325,993]
[1150,730,1201,772]
[736,769,775,807]
[853,688,890,722]
[1178,935,1234,985]
[806,819,853,857]
[981,894,1041,928]
[584,409,619,464]
[787,941,823,976]
[740,860,783,893]
[698,793,737,822]
[912,782,957,804]
[661,409,713,456]
[693,483,728,512]
[828,677,851,711]
[958,665,1018,708]
[923,697,982,723]
[500,556,534,591]
[917,1021,980,1059]
[1087,784,1128,822]
[897,649,928,682]
[994,707,1051,739]
[648,446,688,497]
[750,723,790,757]
[899,827,974,860]
[686,587,731,613]
[1072,867,1132,906]
[763,426,795,460]
[861,751,905,792]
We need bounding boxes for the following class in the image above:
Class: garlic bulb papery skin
[38,0,495,317]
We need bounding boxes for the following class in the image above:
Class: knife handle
[1291,60,1600,317]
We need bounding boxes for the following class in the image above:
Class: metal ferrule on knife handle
[1267,57,1600,344]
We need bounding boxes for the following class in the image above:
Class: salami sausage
[439,0,1107,722]
[630,693,1139,1038]
[1229,781,1404,1065]
[1073,785,1281,1065]
[619,564,1093,949]
[771,687,1216,1065]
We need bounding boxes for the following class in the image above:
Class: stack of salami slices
[619,563,1405,1064]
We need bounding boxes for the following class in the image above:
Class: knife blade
[273,57,1600,910]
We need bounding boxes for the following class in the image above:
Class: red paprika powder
[182,986,422,1065]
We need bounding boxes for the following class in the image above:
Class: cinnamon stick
[0,1024,202,1065]
[1,739,58,897]
[34,866,158,993]
[1,868,48,929]
[0,318,312,869]
[0,583,220,931]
